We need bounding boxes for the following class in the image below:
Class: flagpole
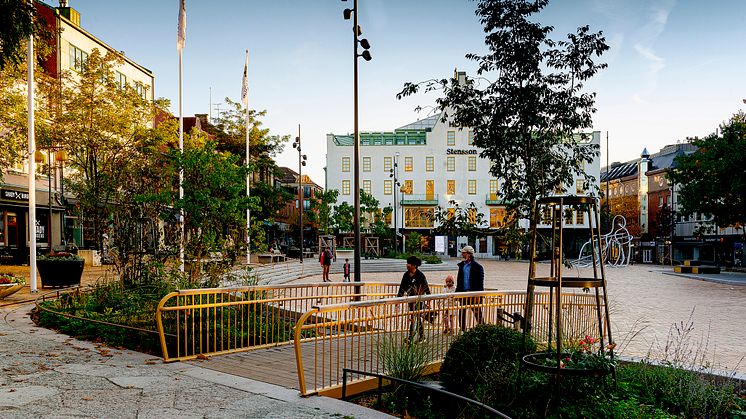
[243,50,251,265]
[28,32,38,292]
[177,0,186,272]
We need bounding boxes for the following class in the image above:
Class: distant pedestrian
[343,258,351,282]
[320,247,333,282]
[397,255,431,343]
[456,245,484,330]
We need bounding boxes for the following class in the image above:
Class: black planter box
[37,259,84,288]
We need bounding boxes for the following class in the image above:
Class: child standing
[442,275,456,334]
[343,258,351,282]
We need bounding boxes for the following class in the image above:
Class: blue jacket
[456,258,484,292]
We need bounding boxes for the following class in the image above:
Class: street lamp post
[342,0,372,282]
[389,153,400,253]
[293,125,307,263]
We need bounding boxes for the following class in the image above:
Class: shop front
[0,187,65,264]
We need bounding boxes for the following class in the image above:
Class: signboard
[1,189,29,201]
[435,235,446,253]
[27,212,49,244]
[446,148,478,155]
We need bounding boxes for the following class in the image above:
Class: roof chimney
[58,1,81,26]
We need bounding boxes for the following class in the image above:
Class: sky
[59,0,746,187]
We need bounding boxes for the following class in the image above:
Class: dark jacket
[397,269,431,297]
[456,258,484,292]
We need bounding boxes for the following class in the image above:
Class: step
[683,260,702,266]
[673,265,721,274]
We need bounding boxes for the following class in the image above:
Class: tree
[0,0,35,70]
[432,201,487,243]
[333,202,354,234]
[668,113,746,240]
[307,189,338,235]
[57,49,153,251]
[398,0,608,226]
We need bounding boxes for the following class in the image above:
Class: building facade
[601,142,743,265]
[0,1,155,263]
[326,112,601,258]
[274,167,323,253]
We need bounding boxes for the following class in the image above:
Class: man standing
[456,245,484,330]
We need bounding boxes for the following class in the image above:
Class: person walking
[320,247,333,282]
[397,255,431,343]
[456,245,484,331]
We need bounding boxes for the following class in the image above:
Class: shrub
[422,254,442,264]
[441,324,535,406]
[377,336,431,382]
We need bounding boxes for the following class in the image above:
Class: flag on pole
[241,50,249,105]
[177,0,186,51]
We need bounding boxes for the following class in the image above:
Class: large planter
[37,259,84,288]
[0,283,24,299]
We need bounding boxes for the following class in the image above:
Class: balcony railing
[400,193,438,205]
[485,194,507,205]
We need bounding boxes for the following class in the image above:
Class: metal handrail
[341,367,511,418]
[293,290,602,396]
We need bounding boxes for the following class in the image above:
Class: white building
[326,109,601,258]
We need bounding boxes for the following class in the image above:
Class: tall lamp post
[388,152,400,253]
[292,125,307,263]
[341,0,372,282]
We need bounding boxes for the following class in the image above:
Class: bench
[257,253,286,263]
[302,251,315,259]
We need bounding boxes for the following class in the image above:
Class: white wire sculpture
[575,215,633,268]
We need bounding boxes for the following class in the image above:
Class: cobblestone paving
[0,305,390,418]
[300,260,746,375]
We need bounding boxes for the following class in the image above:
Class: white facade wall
[326,115,601,256]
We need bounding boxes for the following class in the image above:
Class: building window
[403,180,413,194]
[69,44,89,72]
[468,208,477,224]
[134,83,146,99]
[447,157,455,171]
[342,180,350,195]
[468,156,477,171]
[575,179,586,194]
[542,207,551,224]
[426,156,434,172]
[468,179,477,195]
[447,130,456,146]
[404,156,413,172]
[116,72,127,90]
[447,180,455,195]
[490,207,506,228]
[404,207,434,228]
[489,179,498,200]
[447,208,455,220]
[565,209,574,225]
[384,180,392,195]
[576,210,585,225]
[384,156,392,172]
[362,180,372,194]
[363,156,371,172]
[342,157,350,172]
[468,129,475,145]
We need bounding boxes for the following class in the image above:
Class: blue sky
[63,0,745,186]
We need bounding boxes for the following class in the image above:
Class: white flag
[241,50,249,105]
[177,0,186,50]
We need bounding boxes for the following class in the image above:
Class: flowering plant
[38,251,84,261]
[534,335,616,371]
[0,272,25,285]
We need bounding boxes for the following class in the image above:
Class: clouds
[631,0,676,102]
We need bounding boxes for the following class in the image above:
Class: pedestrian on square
[456,245,484,330]
[397,255,431,343]
[441,275,456,334]
[320,247,333,282]
[343,258,351,282]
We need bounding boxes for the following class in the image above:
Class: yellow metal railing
[293,290,602,397]
[155,282,442,362]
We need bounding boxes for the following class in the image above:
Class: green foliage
[398,0,606,222]
[441,324,533,406]
[668,112,746,239]
[333,201,354,233]
[377,336,431,382]
[432,201,486,241]
[0,0,35,70]
[405,232,423,254]
[307,189,339,234]
[421,254,442,264]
